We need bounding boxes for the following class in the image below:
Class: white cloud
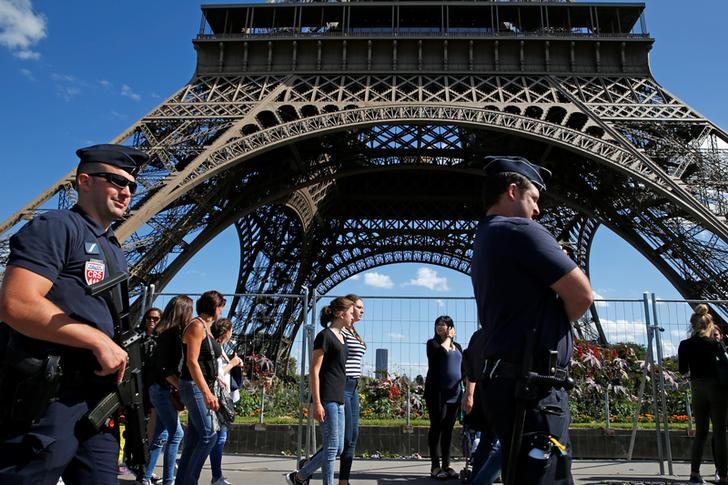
[121,83,141,101]
[387,332,407,341]
[51,73,82,101]
[18,66,33,80]
[98,79,112,89]
[363,271,394,289]
[0,0,47,60]
[404,267,449,291]
[348,274,360,281]
[51,73,75,83]
[55,85,80,101]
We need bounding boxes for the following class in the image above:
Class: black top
[678,335,728,379]
[314,327,348,405]
[140,333,157,390]
[463,328,487,382]
[181,324,221,388]
[471,215,576,367]
[424,337,463,402]
[8,206,127,339]
[6,205,128,387]
[153,328,183,388]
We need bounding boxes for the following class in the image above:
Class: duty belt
[482,358,570,385]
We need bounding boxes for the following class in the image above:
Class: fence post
[644,292,665,475]
[404,375,411,428]
[685,388,693,436]
[651,293,674,475]
[307,288,318,454]
[297,287,309,463]
[259,385,266,424]
[604,385,610,431]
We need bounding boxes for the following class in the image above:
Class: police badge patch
[85,259,106,285]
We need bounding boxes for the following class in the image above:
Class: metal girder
[2,6,728,362]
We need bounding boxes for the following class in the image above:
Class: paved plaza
[119,454,702,485]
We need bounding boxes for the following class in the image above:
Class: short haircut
[197,290,227,316]
[481,172,534,210]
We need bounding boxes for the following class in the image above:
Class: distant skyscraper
[375,349,389,378]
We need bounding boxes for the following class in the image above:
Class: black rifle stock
[505,327,537,485]
[85,272,149,467]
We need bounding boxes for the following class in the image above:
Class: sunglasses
[87,172,138,194]
[145,316,160,322]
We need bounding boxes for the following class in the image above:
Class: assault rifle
[84,272,149,466]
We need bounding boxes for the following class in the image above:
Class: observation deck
[194,1,651,75]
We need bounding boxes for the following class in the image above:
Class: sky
[1,0,727,311]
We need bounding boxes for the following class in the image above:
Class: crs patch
[84,259,106,285]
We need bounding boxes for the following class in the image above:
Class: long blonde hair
[690,304,715,338]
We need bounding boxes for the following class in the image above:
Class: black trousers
[482,376,573,485]
[691,377,728,478]
[426,395,460,469]
[0,398,119,485]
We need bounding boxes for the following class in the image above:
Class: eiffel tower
[2,1,728,362]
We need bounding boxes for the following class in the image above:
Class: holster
[0,344,63,428]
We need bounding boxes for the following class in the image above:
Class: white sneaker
[211,477,232,485]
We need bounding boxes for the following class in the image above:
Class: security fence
[144,290,726,474]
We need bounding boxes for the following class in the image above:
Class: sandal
[430,466,442,479]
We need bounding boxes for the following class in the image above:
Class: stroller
[458,411,481,482]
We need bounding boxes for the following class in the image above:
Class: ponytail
[319,296,354,327]
[690,304,714,338]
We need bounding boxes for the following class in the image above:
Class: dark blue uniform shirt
[471,215,576,367]
[7,205,127,369]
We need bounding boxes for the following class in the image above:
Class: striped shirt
[342,328,367,378]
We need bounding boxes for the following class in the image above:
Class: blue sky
[1,0,727,303]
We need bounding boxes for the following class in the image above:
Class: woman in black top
[177,290,226,485]
[140,296,191,485]
[424,315,463,479]
[678,304,728,484]
[287,296,354,485]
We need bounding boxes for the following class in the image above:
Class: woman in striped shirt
[339,294,366,485]
[300,294,366,485]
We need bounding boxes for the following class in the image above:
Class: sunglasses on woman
[87,172,138,194]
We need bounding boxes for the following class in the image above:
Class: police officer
[0,144,147,484]
[470,156,593,484]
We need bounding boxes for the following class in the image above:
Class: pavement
[118,455,707,485]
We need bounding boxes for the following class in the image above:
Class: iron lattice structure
[2,1,728,362]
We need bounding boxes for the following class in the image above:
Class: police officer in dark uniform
[0,144,148,484]
[470,156,593,484]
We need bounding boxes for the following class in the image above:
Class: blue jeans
[308,378,361,481]
[300,401,344,485]
[143,383,184,484]
[340,377,360,480]
[472,439,501,485]
[209,426,228,481]
[176,379,218,485]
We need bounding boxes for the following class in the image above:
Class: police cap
[76,144,148,176]
[483,156,551,191]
